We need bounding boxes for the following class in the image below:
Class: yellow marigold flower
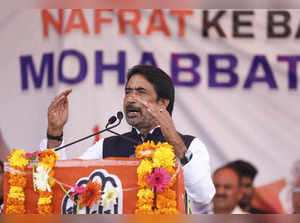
[7,149,29,169]
[152,145,175,168]
[137,159,153,175]
[8,186,25,200]
[137,188,154,199]
[38,195,53,205]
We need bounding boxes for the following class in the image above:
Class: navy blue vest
[103,128,195,158]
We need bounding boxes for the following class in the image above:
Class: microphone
[106,111,139,145]
[117,111,123,121]
[54,113,122,152]
[105,116,117,129]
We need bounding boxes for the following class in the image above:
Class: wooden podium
[3,158,186,214]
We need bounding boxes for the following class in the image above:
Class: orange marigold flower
[165,166,176,175]
[8,173,27,187]
[135,141,157,159]
[78,180,102,208]
[164,167,177,188]
[39,190,53,197]
[158,208,179,214]
[37,204,52,214]
[137,173,150,187]
[7,197,24,205]
[39,149,59,169]
[39,149,59,161]
[5,205,26,214]
[159,189,176,200]
[156,190,177,209]
[135,209,154,214]
[157,198,177,209]
[135,204,154,214]
[136,197,153,207]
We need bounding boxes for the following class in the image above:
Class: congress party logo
[61,169,123,214]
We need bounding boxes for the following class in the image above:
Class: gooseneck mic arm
[106,111,139,145]
[54,112,122,152]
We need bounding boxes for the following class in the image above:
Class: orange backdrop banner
[3,158,186,214]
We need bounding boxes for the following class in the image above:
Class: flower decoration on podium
[4,141,180,214]
[135,141,179,214]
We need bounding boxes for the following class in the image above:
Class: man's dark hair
[226,160,258,180]
[126,65,175,115]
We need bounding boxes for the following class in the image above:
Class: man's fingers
[63,89,72,96]
[53,89,72,101]
[50,89,72,108]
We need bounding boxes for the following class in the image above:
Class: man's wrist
[47,128,63,141]
[47,126,63,136]
[180,149,193,166]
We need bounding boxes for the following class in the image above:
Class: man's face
[293,191,300,213]
[213,168,242,213]
[123,74,159,131]
[239,176,255,207]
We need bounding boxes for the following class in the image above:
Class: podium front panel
[3,158,186,214]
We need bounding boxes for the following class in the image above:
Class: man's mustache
[215,194,228,199]
[125,104,142,113]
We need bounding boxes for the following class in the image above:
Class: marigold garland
[135,141,179,214]
[5,149,29,214]
[5,148,59,214]
[35,149,59,214]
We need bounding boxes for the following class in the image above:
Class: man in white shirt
[43,65,215,213]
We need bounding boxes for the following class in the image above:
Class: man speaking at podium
[41,65,215,214]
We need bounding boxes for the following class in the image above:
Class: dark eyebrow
[136,87,146,91]
[125,87,146,91]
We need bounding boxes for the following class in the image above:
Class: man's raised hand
[47,89,72,136]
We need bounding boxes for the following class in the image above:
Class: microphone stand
[54,118,122,152]
[106,129,139,145]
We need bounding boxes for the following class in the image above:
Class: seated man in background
[211,166,246,214]
[226,160,271,213]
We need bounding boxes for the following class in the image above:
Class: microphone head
[117,111,123,120]
[108,116,117,125]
